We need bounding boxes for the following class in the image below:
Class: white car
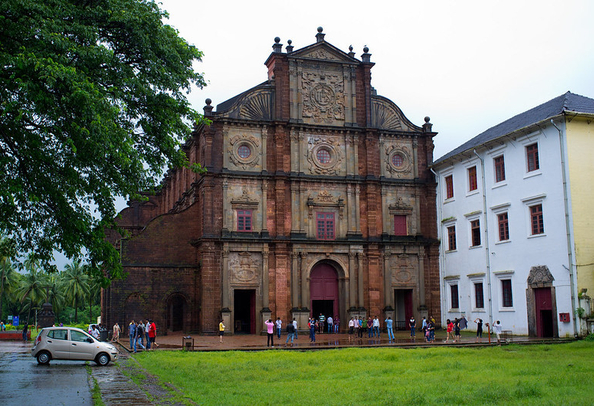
[32,326,118,366]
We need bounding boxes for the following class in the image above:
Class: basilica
[102,28,441,335]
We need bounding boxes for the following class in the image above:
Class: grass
[133,341,594,405]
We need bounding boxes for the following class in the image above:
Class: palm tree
[0,236,17,320]
[14,255,48,325]
[62,260,90,323]
[46,273,66,317]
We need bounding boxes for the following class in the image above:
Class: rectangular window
[445,175,454,199]
[498,212,509,241]
[474,283,484,308]
[447,226,457,251]
[468,166,477,191]
[502,279,513,307]
[394,215,407,236]
[316,212,335,240]
[450,285,459,309]
[494,155,506,182]
[526,143,539,172]
[471,219,481,247]
[530,204,544,235]
[237,210,252,231]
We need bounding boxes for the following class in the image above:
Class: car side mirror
[87,337,94,343]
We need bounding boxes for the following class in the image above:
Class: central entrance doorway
[234,290,256,334]
[534,287,554,337]
[394,289,413,330]
[310,263,339,321]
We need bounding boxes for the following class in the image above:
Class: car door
[68,329,96,361]
[45,329,70,360]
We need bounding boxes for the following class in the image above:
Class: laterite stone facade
[102,28,441,335]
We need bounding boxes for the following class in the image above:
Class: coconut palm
[0,236,17,320]
[62,260,90,323]
[46,273,67,316]
[14,255,48,325]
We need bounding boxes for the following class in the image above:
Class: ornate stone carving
[371,97,404,131]
[391,254,416,284]
[230,189,259,209]
[229,252,261,284]
[219,88,273,120]
[304,49,342,61]
[305,135,344,175]
[228,134,261,169]
[389,197,413,214]
[385,144,412,178]
[301,70,345,124]
[527,265,554,286]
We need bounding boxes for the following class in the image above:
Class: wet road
[0,341,93,406]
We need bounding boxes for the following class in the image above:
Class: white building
[432,92,594,338]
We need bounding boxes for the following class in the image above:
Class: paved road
[0,341,93,406]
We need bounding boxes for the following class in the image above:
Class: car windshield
[71,329,93,342]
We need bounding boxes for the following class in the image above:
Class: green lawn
[134,341,594,405]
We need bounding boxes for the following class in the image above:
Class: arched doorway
[167,294,187,332]
[310,263,339,320]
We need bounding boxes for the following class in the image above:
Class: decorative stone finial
[272,37,282,53]
[423,116,433,132]
[316,27,325,43]
[204,98,213,116]
[348,44,355,58]
[286,39,294,54]
[361,45,371,63]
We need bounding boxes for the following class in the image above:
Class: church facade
[102,28,440,335]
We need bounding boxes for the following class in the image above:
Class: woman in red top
[445,319,454,343]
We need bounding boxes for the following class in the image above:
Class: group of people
[347,316,389,340]
[127,319,158,353]
[264,317,300,347]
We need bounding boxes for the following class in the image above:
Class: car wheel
[37,351,51,365]
[95,353,110,366]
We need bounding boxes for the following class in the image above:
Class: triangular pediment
[290,42,358,64]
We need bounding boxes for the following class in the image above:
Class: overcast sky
[159,0,594,159]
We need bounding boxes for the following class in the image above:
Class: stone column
[300,252,309,310]
[412,137,418,178]
[222,179,229,231]
[262,245,270,309]
[222,244,230,309]
[291,251,299,309]
[349,252,356,309]
[357,252,364,309]
[418,248,426,309]
[353,134,360,177]
[291,183,299,233]
[262,181,268,232]
[355,185,361,233]
[261,126,268,172]
[384,249,393,309]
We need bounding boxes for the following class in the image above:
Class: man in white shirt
[492,320,503,345]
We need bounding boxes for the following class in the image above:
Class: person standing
[219,319,225,343]
[492,320,503,345]
[265,319,275,347]
[385,317,394,341]
[372,316,380,338]
[348,317,354,341]
[148,319,157,348]
[112,322,120,342]
[334,316,340,333]
[145,319,152,350]
[22,323,28,342]
[421,317,427,337]
[285,322,296,346]
[474,318,483,342]
[309,318,316,343]
[353,317,360,338]
[318,313,325,334]
[275,317,282,339]
[129,320,136,350]
[367,316,373,338]
[445,319,454,343]
[292,318,298,339]
[454,318,461,343]
[134,322,146,353]
[409,316,416,340]
[327,315,333,333]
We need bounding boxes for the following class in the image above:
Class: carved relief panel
[228,252,261,285]
[390,254,418,286]
[225,127,262,171]
[305,134,346,176]
[382,141,413,179]
[300,63,347,126]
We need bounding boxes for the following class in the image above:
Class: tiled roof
[434,91,594,164]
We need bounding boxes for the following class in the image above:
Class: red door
[310,264,338,318]
[534,288,553,337]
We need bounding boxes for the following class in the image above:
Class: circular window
[316,148,331,164]
[237,144,251,159]
[392,153,403,167]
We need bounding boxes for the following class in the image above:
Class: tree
[62,260,89,323]
[0,0,207,280]
[15,255,48,324]
[0,236,18,319]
